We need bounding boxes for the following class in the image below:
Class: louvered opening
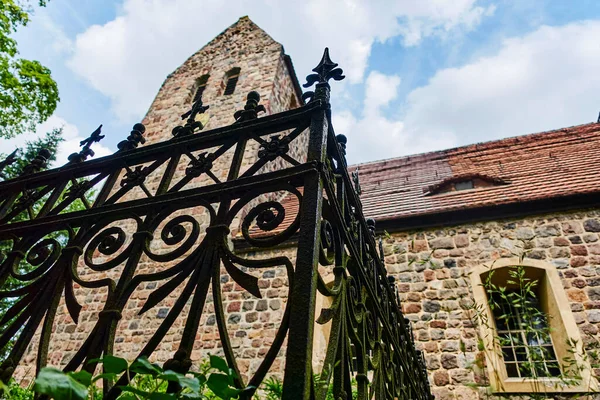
[192,74,209,103]
[223,68,241,95]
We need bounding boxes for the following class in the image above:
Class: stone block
[584,219,600,232]
[535,223,560,237]
[516,227,535,240]
[433,370,450,386]
[430,237,455,250]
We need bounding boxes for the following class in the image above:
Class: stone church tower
[141,16,303,146]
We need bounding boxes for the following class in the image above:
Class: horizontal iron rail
[0,163,317,237]
[0,102,321,192]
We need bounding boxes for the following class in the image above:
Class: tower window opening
[192,74,210,103]
[223,68,241,95]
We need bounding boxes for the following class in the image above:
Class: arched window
[470,258,597,394]
[223,68,241,95]
[192,74,209,103]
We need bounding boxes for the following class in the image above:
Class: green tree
[0,0,59,138]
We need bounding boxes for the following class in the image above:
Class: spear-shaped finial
[303,48,345,88]
[68,125,105,163]
[302,48,345,104]
[0,149,18,175]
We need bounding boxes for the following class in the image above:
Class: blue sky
[6,0,600,164]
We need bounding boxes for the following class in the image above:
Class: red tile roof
[240,122,600,242]
[355,122,600,222]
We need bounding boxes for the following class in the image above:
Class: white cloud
[402,20,600,147]
[335,71,456,164]
[66,0,493,122]
[37,14,74,54]
[336,20,600,164]
[0,116,112,168]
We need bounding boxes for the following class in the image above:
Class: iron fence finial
[118,123,146,151]
[68,125,105,163]
[302,48,345,104]
[234,91,266,123]
[0,149,18,176]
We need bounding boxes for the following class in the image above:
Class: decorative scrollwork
[185,152,215,178]
[144,214,201,262]
[14,238,62,280]
[319,219,336,266]
[84,223,134,271]
[231,188,302,248]
[257,135,291,162]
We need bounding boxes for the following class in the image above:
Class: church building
[19,16,600,399]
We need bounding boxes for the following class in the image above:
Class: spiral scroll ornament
[234,188,302,248]
[144,214,201,262]
[84,225,131,271]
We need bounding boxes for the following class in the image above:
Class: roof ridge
[351,122,600,169]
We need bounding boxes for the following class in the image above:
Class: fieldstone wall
[380,208,600,399]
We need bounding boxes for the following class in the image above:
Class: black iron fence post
[282,102,328,399]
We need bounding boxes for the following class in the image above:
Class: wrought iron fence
[0,49,432,399]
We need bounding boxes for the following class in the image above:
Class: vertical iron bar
[282,107,328,399]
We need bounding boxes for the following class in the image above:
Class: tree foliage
[0,0,59,138]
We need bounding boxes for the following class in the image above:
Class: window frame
[470,258,597,394]
[192,74,210,103]
[222,67,241,96]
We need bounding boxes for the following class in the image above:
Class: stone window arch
[470,258,597,394]
[222,67,241,95]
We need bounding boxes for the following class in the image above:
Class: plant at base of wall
[1,354,246,400]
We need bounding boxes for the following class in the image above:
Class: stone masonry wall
[379,208,600,399]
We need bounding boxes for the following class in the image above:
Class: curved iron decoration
[0,48,432,400]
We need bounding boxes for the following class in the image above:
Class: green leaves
[0,0,59,138]
[159,370,200,393]
[92,354,129,374]
[28,354,245,399]
[130,356,162,377]
[33,367,88,400]
[206,373,241,400]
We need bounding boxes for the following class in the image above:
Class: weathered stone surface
[433,370,450,386]
[440,353,458,369]
[423,301,441,313]
[587,310,600,323]
[584,219,600,232]
[430,237,455,250]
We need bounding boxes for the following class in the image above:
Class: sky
[4,0,600,165]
